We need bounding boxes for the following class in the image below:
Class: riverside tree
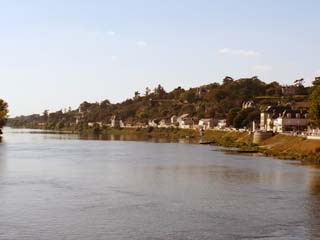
[309,86,320,126]
[0,99,8,134]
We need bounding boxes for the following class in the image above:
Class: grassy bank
[203,129,320,164]
[202,130,253,147]
[260,134,320,163]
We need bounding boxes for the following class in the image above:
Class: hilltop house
[242,100,256,109]
[260,106,308,133]
[281,85,297,96]
[177,114,194,129]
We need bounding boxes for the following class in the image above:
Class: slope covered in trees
[8,76,312,131]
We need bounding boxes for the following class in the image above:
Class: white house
[111,115,122,128]
[159,119,171,128]
[242,100,256,109]
[273,109,308,133]
[198,118,215,130]
[217,119,227,129]
[260,106,290,131]
[88,122,103,127]
[148,119,159,127]
[177,114,194,129]
[260,106,308,133]
[170,115,178,125]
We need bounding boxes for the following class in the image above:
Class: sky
[1,0,320,117]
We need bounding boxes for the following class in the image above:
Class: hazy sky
[1,0,320,116]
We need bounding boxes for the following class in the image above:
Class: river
[0,128,320,240]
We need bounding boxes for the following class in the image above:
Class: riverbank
[83,127,320,164]
[6,126,320,164]
[202,130,320,164]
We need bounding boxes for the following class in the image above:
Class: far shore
[5,125,320,165]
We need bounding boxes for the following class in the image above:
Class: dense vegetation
[8,76,315,131]
[0,99,8,134]
[309,85,320,126]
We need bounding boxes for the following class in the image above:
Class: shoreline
[6,126,320,164]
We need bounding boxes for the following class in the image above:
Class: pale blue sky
[1,0,320,116]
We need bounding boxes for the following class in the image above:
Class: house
[159,119,171,128]
[88,122,103,127]
[242,100,256,109]
[148,119,159,127]
[260,106,290,131]
[217,119,227,129]
[273,109,308,133]
[75,113,84,124]
[281,85,297,96]
[307,126,320,136]
[177,114,194,129]
[111,115,122,128]
[38,122,46,127]
[260,106,308,133]
[170,115,178,125]
[198,118,215,130]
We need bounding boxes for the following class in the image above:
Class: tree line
[7,76,320,131]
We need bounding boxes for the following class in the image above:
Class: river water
[1,128,320,240]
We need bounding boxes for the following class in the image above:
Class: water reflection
[0,140,6,176]
[1,128,320,240]
[79,133,199,144]
[305,169,320,239]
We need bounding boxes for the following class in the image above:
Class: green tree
[309,86,320,126]
[43,110,49,121]
[0,99,8,134]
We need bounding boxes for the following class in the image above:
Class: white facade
[260,107,308,133]
[159,119,170,128]
[170,115,178,125]
[198,118,215,130]
[148,119,158,127]
[177,114,194,129]
[217,119,226,129]
[111,115,122,128]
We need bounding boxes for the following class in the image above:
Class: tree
[223,76,234,85]
[0,99,8,134]
[154,84,166,98]
[312,77,320,86]
[133,91,140,100]
[309,86,320,126]
[180,91,197,103]
[145,87,151,96]
[226,108,240,127]
[294,78,304,87]
[43,110,49,121]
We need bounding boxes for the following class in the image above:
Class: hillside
[8,76,311,131]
